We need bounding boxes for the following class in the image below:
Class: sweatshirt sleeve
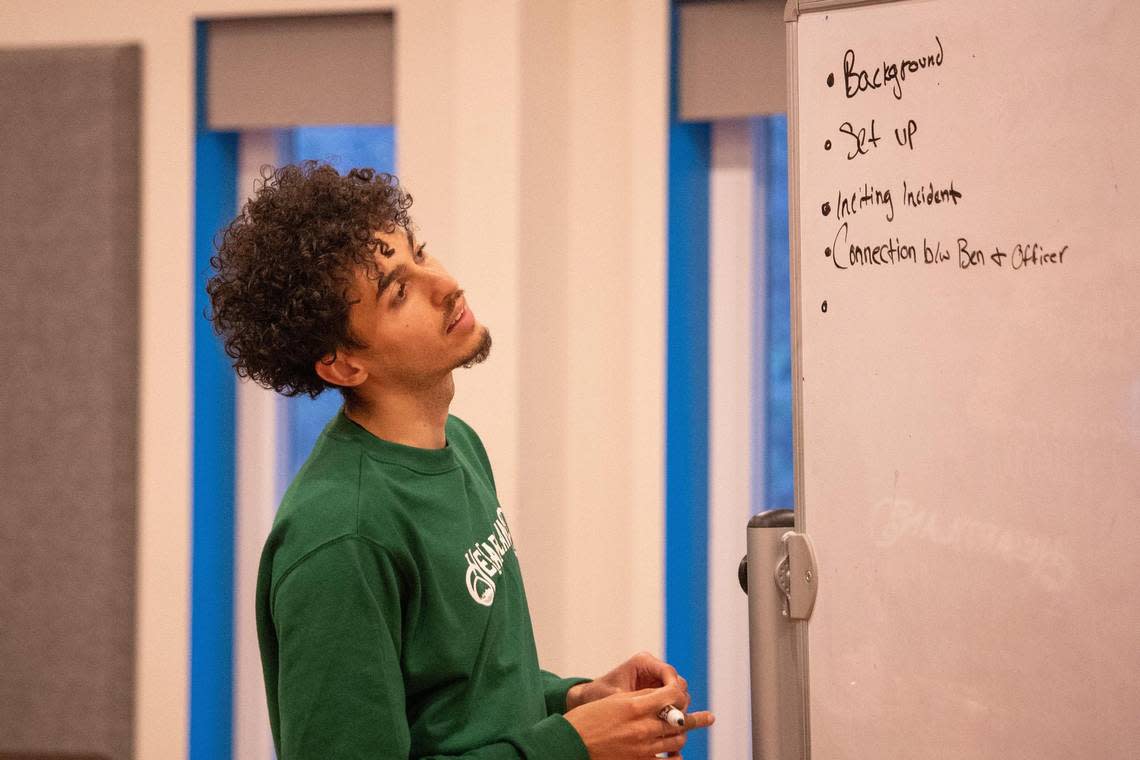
[272,536,412,759]
[420,715,588,760]
[270,536,589,760]
[539,670,593,715]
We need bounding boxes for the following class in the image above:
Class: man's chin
[456,327,492,369]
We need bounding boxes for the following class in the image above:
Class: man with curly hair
[206,162,712,760]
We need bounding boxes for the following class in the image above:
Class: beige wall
[0,1,668,757]
[515,0,669,677]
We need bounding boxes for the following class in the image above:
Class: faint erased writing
[873,498,1074,592]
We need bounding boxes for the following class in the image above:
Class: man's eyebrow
[375,263,407,301]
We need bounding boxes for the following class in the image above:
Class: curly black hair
[206,160,413,399]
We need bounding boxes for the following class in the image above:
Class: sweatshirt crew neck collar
[328,408,459,474]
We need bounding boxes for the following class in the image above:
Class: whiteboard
[787,1,1140,758]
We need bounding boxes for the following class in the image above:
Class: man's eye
[395,283,407,301]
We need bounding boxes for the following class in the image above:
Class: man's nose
[424,267,460,306]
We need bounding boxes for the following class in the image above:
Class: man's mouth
[446,302,466,333]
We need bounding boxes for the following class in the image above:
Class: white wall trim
[232,130,282,760]
[708,118,758,760]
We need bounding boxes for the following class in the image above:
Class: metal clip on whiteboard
[775,531,818,620]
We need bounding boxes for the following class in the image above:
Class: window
[758,114,794,511]
[276,125,397,487]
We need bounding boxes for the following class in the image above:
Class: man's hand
[564,682,714,760]
[566,651,689,711]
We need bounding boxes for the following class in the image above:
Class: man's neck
[344,373,455,449]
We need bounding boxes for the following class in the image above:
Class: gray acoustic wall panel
[0,45,140,760]
[207,12,394,129]
[679,0,787,120]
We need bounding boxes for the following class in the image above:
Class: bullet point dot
[821,300,829,313]
[824,139,832,150]
[821,202,831,217]
[826,73,835,87]
[824,247,831,257]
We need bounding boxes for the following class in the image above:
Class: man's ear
[314,349,368,390]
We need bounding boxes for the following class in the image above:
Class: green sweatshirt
[256,410,590,760]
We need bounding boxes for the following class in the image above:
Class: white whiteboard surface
[788,1,1140,758]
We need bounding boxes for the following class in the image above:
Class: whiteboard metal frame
[785,0,908,22]
[780,9,816,760]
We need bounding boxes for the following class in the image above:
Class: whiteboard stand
[743,509,817,760]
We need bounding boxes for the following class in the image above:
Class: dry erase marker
[657,704,685,728]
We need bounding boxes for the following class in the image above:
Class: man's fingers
[654,707,712,734]
[682,710,715,731]
[633,650,680,687]
[631,681,687,713]
[676,685,691,712]
[650,732,686,755]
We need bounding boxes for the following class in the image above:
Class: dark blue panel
[666,5,710,759]
[190,20,237,760]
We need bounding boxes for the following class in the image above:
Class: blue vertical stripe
[191,20,238,760]
[666,4,710,759]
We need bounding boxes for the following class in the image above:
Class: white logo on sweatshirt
[464,508,515,606]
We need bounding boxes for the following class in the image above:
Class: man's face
[343,226,491,389]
